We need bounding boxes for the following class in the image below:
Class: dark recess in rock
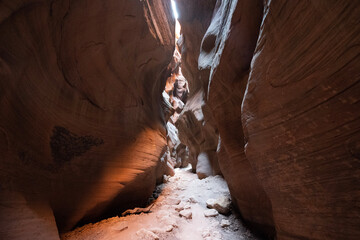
[50,126,104,164]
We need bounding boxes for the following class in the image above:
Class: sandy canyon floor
[62,166,260,240]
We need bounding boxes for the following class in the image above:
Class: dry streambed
[62,166,259,240]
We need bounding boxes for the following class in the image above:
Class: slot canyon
[0,0,359,239]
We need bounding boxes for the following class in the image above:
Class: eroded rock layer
[200,0,275,236]
[174,0,217,93]
[174,0,222,181]
[0,0,174,238]
[175,90,220,178]
[177,0,274,235]
[242,1,360,239]
[177,0,360,239]
[1,0,360,239]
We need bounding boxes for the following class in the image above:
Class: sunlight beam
[171,0,179,20]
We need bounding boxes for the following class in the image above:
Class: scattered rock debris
[136,228,159,240]
[61,166,260,240]
[206,196,231,215]
[179,209,192,219]
[204,209,219,217]
[221,219,231,228]
[121,203,155,217]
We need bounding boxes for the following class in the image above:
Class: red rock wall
[242,1,360,239]
[0,0,174,238]
[175,90,221,178]
[174,0,216,93]
[200,0,275,236]
[174,0,222,180]
[177,0,273,235]
[177,0,360,239]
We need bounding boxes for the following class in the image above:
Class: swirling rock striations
[174,0,221,180]
[0,0,174,238]
[175,90,221,179]
[177,0,360,239]
[199,0,275,236]
[1,0,359,239]
[174,0,217,93]
[242,1,360,239]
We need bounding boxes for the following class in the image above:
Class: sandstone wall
[177,0,360,239]
[175,90,221,178]
[201,0,275,236]
[242,1,360,239]
[174,0,216,94]
[0,0,174,238]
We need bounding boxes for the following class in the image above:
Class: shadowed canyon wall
[1,0,359,239]
[202,0,276,236]
[175,90,221,179]
[0,0,174,238]
[176,0,275,235]
[174,0,217,93]
[176,0,360,239]
[242,1,360,239]
[174,0,222,181]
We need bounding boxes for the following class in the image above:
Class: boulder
[204,209,219,217]
[179,209,192,219]
[220,219,230,228]
[136,229,160,240]
[196,152,214,179]
[206,196,231,215]
[175,205,184,212]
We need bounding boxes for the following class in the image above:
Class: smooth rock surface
[136,229,160,240]
[221,219,230,228]
[0,0,174,237]
[204,209,219,217]
[206,199,216,208]
[179,209,193,219]
[206,196,231,215]
[176,0,360,239]
[197,0,275,236]
[174,0,217,93]
[176,90,220,176]
[2,0,360,239]
[242,1,360,239]
[176,0,273,234]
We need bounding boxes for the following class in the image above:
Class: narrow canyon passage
[0,0,359,239]
[62,166,258,240]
